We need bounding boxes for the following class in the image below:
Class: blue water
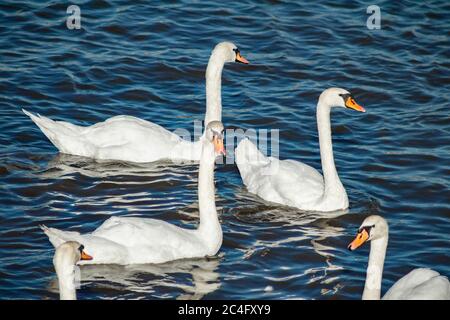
[0,0,449,300]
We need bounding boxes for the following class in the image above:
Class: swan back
[383,268,450,300]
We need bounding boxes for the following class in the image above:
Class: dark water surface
[0,0,449,299]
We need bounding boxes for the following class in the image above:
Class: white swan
[235,88,365,212]
[23,42,247,163]
[41,121,225,265]
[348,215,450,300]
[53,241,93,300]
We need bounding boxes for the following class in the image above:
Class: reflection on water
[235,206,347,290]
[48,256,221,300]
[40,153,195,180]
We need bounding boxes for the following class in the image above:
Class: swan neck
[363,235,388,300]
[204,54,224,126]
[197,142,220,239]
[316,102,344,195]
[55,262,77,300]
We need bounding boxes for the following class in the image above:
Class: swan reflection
[48,256,221,300]
[39,153,197,180]
[233,192,348,296]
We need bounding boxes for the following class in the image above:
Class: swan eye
[339,93,351,102]
[233,48,249,64]
[78,245,84,253]
[358,225,373,234]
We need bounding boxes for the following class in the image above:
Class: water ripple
[0,0,449,300]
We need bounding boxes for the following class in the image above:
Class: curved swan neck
[363,235,388,300]
[204,54,224,126]
[197,142,221,240]
[316,101,345,196]
[54,259,77,300]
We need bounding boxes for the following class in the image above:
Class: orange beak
[80,250,93,261]
[235,51,249,64]
[345,96,365,112]
[348,229,369,251]
[213,136,226,156]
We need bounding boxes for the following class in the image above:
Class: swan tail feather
[40,224,82,249]
[23,109,94,156]
[235,138,270,181]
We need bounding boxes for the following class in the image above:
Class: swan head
[348,215,389,251]
[319,87,365,112]
[53,241,93,272]
[205,121,225,156]
[212,42,249,64]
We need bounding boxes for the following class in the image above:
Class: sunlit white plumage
[235,88,365,212]
[42,121,226,265]
[23,42,248,163]
[349,215,450,300]
[52,241,93,300]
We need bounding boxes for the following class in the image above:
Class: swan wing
[383,268,450,300]
[42,218,207,265]
[236,139,324,209]
[41,224,129,264]
[92,216,195,247]
[81,115,185,162]
[24,110,199,162]
[83,115,179,147]
[91,217,206,264]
